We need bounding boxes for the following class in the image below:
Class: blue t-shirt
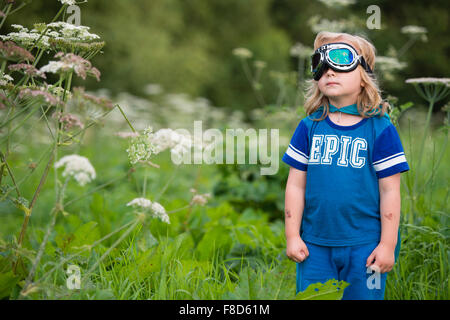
[282,110,410,247]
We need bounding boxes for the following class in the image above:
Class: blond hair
[304,31,390,121]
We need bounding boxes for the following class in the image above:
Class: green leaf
[55,221,100,255]
[0,271,19,299]
[196,226,233,261]
[115,249,162,283]
[294,279,349,300]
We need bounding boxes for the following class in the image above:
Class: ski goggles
[310,42,373,81]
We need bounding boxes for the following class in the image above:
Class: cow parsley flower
[54,154,96,186]
[59,0,76,5]
[126,127,158,165]
[47,22,100,42]
[190,193,212,206]
[18,87,62,106]
[232,47,253,59]
[40,52,101,81]
[126,197,170,224]
[0,72,14,86]
[126,197,152,209]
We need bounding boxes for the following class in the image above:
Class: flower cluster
[72,86,113,110]
[1,22,101,50]
[0,92,10,109]
[126,126,159,165]
[189,188,212,207]
[126,197,170,224]
[375,56,407,82]
[0,72,14,87]
[290,42,314,59]
[54,154,96,186]
[0,40,34,61]
[232,47,253,59]
[52,111,84,131]
[18,87,62,106]
[40,52,101,81]
[126,126,200,166]
[8,63,46,78]
[308,15,359,33]
[401,25,428,42]
[59,0,76,5]
[47,22,101,43]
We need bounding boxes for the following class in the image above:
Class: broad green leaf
[294,279,349,300]
[0,271,19,299]
[196,226,233,261]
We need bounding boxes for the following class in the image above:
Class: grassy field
[0,104,448,300]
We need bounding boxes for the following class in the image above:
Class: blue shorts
[296,240,389,300]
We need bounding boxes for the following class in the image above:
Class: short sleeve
[282,120,309,171]
[372,124,410,179]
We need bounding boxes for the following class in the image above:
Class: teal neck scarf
[317,103,390,120]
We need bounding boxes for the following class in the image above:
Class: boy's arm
[284,167,310,263]
[366,172,401,273]
[285,167,306,240]
[379,172,401,249]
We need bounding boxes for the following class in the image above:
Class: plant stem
[0,3,12,30]
[116,104,136,132]
[19,175,69,296]
[81,219,141,283]
[142,166,148,197]
[15,142,56,249]
[412,99,434,199]
[240,59,265,107]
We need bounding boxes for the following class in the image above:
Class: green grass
[0,109,448,300]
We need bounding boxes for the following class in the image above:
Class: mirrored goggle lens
[328,48,354,65]
[311,53,321,71]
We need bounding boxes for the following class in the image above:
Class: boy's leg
[338,241,388,300]
[296,241,339,294]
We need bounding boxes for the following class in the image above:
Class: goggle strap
[359,56,373,74]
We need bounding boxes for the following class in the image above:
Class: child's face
[316,52,363,101]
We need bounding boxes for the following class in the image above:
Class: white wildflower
[375,56,407,81]
[316,0,356,7]
[40,52,100,81]
[126,127,158,165]
[143,83,163,95]
[54,154,96,186]
[47,22,100,42]
[290,42,314,59]
[59,0,76,5]
[401,25,427,35]
[126,197,152,209]
[405,78,450,85]
[232,47,253,59]
[40,61,66,74]
[190,193,212,206]
[126,126,210,166]
[0,72,14,86]
[401,25,428,42]
[308,15,358,33]
[11,24,28,32]
[151,202,170,224]
[253,60,267,69]
[0,30,50,49]
[126,197,170,224]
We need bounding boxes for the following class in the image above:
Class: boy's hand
[286,236,309,263]
[366,242,395,273]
